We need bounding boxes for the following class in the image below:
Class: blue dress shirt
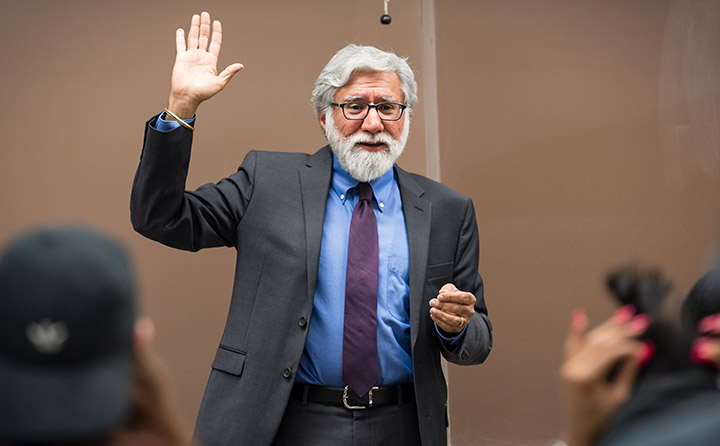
[296,155,413,386]
[154,113,464,387]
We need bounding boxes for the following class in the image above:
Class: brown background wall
[435,1,720,443]
[1,1,718,444]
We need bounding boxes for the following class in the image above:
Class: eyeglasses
[330,101,407,121]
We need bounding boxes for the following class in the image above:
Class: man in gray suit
[131,11,492,446]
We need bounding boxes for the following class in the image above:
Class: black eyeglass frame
[330,101,408,121]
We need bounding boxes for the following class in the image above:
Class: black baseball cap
[0,226,137,443]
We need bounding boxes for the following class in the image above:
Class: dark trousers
[271,398,422,446]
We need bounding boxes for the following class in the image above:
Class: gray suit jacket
[130,116,493,445]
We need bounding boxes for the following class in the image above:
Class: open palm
[168,12,243,118]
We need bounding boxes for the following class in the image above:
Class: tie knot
[357,182,373,202]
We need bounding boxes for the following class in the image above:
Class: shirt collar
[330,153,395,213]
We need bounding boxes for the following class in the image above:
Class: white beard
[325,112,410,182]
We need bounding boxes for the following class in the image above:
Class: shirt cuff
[435,323,467,348]
[154,111,196,131]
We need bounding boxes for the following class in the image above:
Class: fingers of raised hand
[198,12,211,51]
[691,336,720,366]
[187,13,200,50]
[698,314,720,335]
[695,312,720,367]
[176,28,186,52]
[597,305,650,337]
[564,308,589,358]
[209,20,223,58]
[561,338,643,386]
[184,12,215,52]
[219,63,245,83]
[562,307,651,383]
[586,312,650,361]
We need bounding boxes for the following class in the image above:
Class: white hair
[311,44,418,118]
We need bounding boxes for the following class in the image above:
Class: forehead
[335,70,403,102]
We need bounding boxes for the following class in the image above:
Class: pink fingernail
[698,314,720,333]
[570,307,586,330]
[691,337,713,365]
[637,340,655,366]
[630,314,651,332]
[614,305,636,324]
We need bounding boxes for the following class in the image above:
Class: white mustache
[350,133,394,146]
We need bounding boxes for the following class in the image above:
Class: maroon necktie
[342,182,379,397]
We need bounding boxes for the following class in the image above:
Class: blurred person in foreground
[0,226,187,446]
[557,268,720,446]
[130,11,492,446]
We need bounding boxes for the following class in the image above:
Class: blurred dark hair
[605,267,672,316]
[605,267,696,374]
[681,269,720,328]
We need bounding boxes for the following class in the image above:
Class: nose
[361,107,384,133]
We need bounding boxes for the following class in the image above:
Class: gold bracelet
[163,108,195,132]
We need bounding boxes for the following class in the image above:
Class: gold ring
[458,317,465,328]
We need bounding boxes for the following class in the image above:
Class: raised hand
[167,12,244,119]
[559,306,652,446]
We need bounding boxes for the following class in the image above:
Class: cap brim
[0,354,132,442]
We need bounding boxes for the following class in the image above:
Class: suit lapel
[395,166,431,349]
[299,156,431,346]
[299,146,333,304]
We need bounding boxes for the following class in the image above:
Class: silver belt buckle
[343,385,378,410]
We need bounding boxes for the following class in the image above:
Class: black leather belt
[290,383,415,409]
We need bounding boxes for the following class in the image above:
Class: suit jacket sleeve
[438,198,492,365]
[130,114,254,252]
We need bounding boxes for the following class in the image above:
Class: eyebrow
[341,94,400,103]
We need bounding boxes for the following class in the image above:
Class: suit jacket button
[282,367,292,379]
[298,317,307,328]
